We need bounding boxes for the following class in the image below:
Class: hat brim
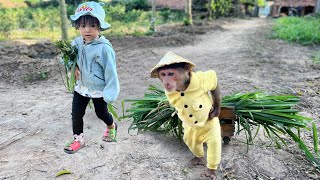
[150,62,194,78]
[70,12,111,30]
[150,51,195,78]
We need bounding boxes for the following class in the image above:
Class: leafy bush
[25,0,59,8]
[111,0,149,11]
[159,7,171,22]
[105,4,126,22]
[0,9,17,36]
[210,0,233,18]
[273,17,320,45]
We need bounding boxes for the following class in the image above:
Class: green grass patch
[24,70,49,82]
[272,17,320,45]
[311,51,320,64]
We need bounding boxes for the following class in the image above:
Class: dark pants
[72,91,113,135]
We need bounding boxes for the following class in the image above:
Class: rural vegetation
[0,0,270,40]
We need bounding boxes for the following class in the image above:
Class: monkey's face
[158,68,189,92]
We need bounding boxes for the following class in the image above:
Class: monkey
[150,51,222,180]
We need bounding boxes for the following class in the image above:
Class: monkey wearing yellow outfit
[150,51,221,179]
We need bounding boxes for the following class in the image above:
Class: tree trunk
[207,0,212,20]
[252,5,259,17]
[59,0,69,40]
[185,0,193,25]
[244,3,251,16]
[150,0,156,32]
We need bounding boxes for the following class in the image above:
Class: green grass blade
[313,122,319,155]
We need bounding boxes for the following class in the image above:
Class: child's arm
[101,49,120,103]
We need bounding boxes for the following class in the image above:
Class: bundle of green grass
[123,84,320,169]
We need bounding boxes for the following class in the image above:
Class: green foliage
[105,4,147,23]
[0,7,60,32]
[158,9,184,24]
[110,0,150,11]
[272,17,320,45]
[240,0,255,5]
[0,9,18,36]
[125,0,150,11]
[124,84,183,140]
[0,1,180,40]
[55,40,78,92]
[210,0,232,18]
[159,7,171,23]
[183,18,191,26]
[106,4,126,22]
[257,0,266,7]
[24,0,59,8]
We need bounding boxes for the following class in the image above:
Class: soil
[0,18,319,180]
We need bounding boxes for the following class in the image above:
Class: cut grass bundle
[124,84,183,140]
[55,40,78,92]
[123,84,320,168]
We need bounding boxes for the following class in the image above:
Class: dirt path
[0,18,319,180]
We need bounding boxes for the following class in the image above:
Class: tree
[185,0,193,25]
[59,0,69,40]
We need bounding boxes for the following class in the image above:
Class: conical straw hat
[150,51,195,78]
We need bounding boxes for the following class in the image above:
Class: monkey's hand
[208,106,220,120]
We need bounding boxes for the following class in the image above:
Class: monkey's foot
[188,157,205,167]
[200,168,217,180]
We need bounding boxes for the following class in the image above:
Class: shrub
[0,9,17,36]
[159,7,171,22]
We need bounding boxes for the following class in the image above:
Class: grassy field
[272,16,320,45]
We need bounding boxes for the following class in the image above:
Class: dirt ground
[0,18,319,180]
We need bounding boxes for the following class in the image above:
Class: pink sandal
[64,134,85,154]
[102,123,117,142]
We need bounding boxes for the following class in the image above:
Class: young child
[64,1,120,154]
[150,51,222,179]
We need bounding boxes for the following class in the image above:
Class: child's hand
[208,106,220,120]
[75,66,81,80]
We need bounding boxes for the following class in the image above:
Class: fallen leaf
[55,169,71,177]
